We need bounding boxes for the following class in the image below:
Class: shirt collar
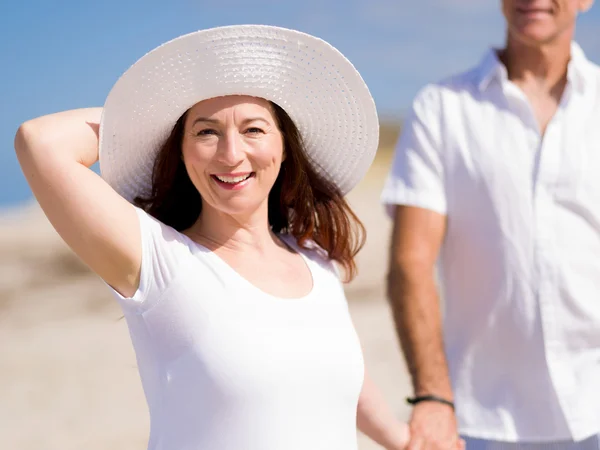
[567,41,591,92]
[476,49,505,92]
[476,41,592,93]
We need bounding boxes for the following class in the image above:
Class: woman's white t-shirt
[109,207,365,450]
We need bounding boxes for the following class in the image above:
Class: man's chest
[441,99,600,219]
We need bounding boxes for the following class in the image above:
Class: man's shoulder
[587,59,600,79]
[411,63,484,110]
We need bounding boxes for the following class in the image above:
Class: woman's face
[181,95,285,219]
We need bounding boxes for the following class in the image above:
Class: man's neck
[499,35,572,93]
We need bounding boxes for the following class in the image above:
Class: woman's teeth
[214,174,251,184]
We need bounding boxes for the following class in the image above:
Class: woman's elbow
[14,119,46,158]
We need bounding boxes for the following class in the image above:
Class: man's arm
[387,204,459,450]
[387,205,451,398]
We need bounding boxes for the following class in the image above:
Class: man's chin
[509,25,564,47]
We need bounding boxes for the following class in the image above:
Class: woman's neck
[187,201,281,255]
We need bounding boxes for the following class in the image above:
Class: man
[381,1,599,449]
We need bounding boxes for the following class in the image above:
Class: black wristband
[406,394,455,410]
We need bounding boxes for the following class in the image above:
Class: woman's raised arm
[14,108,142,298]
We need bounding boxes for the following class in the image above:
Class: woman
[15,25,410,450]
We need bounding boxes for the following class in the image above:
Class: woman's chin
[208,198,266,218]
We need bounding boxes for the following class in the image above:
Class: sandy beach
[0,150,413,450]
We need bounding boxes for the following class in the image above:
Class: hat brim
[99,25,379,202]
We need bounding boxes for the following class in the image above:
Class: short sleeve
[107,206,186,312]
[380,85,447,218]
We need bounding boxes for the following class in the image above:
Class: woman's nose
[216,132,245,166]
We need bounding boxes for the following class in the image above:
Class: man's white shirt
[382,43,600,442]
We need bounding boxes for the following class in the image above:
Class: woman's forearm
[15,108,103,168]
[357,371,409,450]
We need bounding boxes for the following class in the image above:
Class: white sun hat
[99,24,379,202]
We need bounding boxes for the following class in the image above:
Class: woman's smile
[211,172,256,190]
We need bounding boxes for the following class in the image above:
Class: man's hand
[407,402,463,450]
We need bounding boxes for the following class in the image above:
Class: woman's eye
[246,127,264,134]
[196,129,217,136]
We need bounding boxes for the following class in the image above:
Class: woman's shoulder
[279,233,339,276]
[133,206,202,262]
[112,207,215,311]
[280,233,324,256]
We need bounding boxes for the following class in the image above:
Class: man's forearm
[387,267,453,399]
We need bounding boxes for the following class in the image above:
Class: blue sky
[1,0,599,208]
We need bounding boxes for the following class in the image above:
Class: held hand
[407,401,463,450]
[384,421,411,450]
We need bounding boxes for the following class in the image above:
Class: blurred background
[1,1,599,449]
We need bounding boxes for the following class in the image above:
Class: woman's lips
[211,172,255,190]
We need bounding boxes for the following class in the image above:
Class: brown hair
[135,102,365,282]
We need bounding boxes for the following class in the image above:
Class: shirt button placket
[534,115,577,435]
